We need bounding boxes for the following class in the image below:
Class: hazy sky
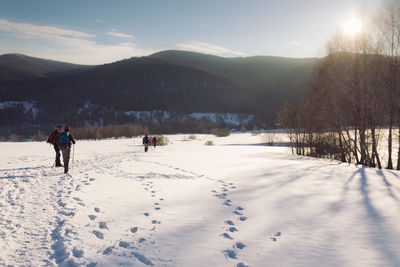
[0,0,381,64]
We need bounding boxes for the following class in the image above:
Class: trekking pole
[72,144,75,167]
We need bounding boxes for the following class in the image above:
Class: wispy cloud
[0,18,94,40]
[95,19,105,24]
[0,19,152,64]
[176,41,245,57]
[106,29,134,39]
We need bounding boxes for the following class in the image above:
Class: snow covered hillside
[1,133,400,266]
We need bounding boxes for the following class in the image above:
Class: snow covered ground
[1,133,400,266]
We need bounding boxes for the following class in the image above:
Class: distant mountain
[150,50,319,121]
[150,50,318,88]
[0,54,92,83]
[0,50,321,137]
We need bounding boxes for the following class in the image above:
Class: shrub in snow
[155,135,169,146]
[188,135,197,140]
[211,128,230,137]
[205,140,214,146]
[261,132,276,146]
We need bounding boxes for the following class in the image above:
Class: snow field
[1,133,400,266]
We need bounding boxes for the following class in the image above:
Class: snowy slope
[1,134,400,266]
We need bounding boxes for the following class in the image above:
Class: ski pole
[72,144,75,167]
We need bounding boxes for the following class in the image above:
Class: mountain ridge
[0,50,320,137]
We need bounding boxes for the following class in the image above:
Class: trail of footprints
[213,181,282,267]
[81,178,163,266]
[54,156,281,266]
[211,181,250,267]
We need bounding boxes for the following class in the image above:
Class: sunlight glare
[343,18,362,36]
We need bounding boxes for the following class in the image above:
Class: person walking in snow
[152,136,157,148]
[47,125,63,167]
[58,125,76,174]
[143,134,150,152]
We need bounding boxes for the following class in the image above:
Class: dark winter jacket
[143,136,150,144]
[47,130,61,145]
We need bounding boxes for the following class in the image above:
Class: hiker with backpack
[58,126,76,174]
[47,125,63,167]
[143,134,150,152]
[152,136,157,148]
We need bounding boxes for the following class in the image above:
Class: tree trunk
[387,111,394,169]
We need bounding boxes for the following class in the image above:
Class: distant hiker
[58,125,76,174]
[152,136,157,148]
[143,134,150,152]
[47,125,63,167]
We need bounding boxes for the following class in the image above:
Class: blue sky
[0,0,381,64]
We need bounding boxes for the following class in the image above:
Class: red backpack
[48,130,59,145]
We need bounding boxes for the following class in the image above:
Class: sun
[343,18,362,36]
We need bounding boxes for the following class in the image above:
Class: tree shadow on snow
[353,166,400,265]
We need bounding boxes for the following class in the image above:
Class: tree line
[279,0,400,170]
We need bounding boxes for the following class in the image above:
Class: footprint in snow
[225,220,234,226]
[222,249,237,259]
[94,207,100,213]
[222,233,234,240]
[130,227,138,233]
[234,211,243,216]
[72,247,84,258]
[144,212,150,217]
[151,220,161,224]
[239,216,247,221]
[228,227,238,232]
[155,207,161,210]
[73,197,82,202]
[271,232,282,241]
[103,246,113,255]
[214,193,228,199]
[236,206,244,211]
[237,263,249,267]
[119,241,130,248]
[99,222,109,230]
[88,215,97,220]
[235,242,246,249]
[93,230,104,239]
[223,200,232,207]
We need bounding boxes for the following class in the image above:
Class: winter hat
[64,125,71,132]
